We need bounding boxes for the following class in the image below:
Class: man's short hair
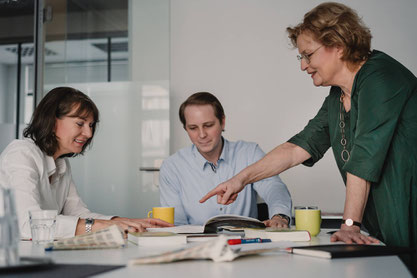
[179,92,225,129]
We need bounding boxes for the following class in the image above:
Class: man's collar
[192,137,229,170]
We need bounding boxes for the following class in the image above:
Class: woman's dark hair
[23,87,99,157]
[287,2,372,66]
[179,92,225,129]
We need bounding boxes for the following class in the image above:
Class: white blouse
[0,139,112,239]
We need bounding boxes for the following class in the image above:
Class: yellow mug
[295,206,321,236]
[147,207,174,224]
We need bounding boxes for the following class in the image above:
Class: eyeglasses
[297,45,323,64]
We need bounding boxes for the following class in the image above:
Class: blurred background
[1,0,416,218]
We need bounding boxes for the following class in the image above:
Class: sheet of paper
[147,225,204,234]
[128,235,288,265]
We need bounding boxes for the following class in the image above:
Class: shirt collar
[45,155,67,177]
[192,137,229,170]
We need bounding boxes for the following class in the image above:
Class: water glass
[0,187,20,266]
[29,210,57,244]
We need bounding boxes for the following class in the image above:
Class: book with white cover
[147,225,204,234]
[128,231,187,246]
[244,228,311,242]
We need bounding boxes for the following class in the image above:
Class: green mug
[295,206,321,236]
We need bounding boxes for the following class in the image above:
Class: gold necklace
[339,90,350,162]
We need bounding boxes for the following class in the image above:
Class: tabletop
[18,229,412,278]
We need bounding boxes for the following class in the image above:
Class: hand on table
[263,215,289,228]
[199,176,246,205]
[330,226,379,244]
[94,217,173,234]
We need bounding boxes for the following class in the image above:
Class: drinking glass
[29,210,57,244]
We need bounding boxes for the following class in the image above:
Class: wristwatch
[274,214,291,225]
[85,218,95,233]
[343,218,361,228]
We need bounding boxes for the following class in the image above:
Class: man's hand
[199,176,246,205]
[330,225,379,244]
[263,215,289,228]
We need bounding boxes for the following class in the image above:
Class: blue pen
[228,238,272,245]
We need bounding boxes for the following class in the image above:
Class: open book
[203,214,265,233]
[147,214,265,234]
[44,225,126,251]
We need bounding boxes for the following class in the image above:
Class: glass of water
[29,210,57,244]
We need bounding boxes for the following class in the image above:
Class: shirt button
[220,208,223,211]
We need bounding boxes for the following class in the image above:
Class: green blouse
[288,50,417,248]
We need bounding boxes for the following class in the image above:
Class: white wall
[169,0,417,213]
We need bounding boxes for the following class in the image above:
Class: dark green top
[288,50,417,248]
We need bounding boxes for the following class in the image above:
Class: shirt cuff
[55,215,80,239]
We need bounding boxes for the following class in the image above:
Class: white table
[18,229,412,278]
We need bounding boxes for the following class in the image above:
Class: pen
[326,230,337,235]
[227,238,272,245]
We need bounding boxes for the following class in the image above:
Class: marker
[227,238,272,245]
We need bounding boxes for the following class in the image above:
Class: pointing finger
[200,187,222,203]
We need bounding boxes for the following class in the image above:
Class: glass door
[41,0,170,218]
[0,1,35,151]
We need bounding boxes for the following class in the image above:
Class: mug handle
[147,211,152,218]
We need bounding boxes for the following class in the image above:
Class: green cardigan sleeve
[288,96,331,167]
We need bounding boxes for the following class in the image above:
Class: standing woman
[201,2,417,251]
[0,87,172,239]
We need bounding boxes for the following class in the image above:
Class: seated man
[159,92,292,227]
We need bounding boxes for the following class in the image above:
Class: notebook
[287,244,414,259]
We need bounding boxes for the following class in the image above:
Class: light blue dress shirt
[159,138,292,225]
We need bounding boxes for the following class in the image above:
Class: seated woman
[0,87,172,239]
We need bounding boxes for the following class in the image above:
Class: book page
[45,225,126,250]
[205,214,262,224]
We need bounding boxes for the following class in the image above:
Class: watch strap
[274,214,291,224]
[342,218,361,227]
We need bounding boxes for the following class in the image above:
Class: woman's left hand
[330,226,379,244]
[110,217,174,233]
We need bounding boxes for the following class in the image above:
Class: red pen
[227,238,272,245]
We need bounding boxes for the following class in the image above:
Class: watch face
[86,218,94,224]
[345,219,353,226]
